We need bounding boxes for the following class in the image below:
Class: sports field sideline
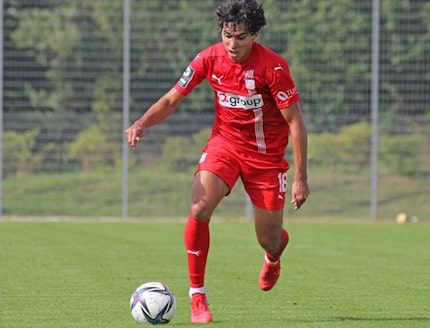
[0,219,428,327]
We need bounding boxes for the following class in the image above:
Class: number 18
[278,172,288,193]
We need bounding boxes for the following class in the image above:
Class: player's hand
[124,122,146,149]
[290,179,310,210]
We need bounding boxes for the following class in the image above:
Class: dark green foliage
[5,0,430,119]
[379,134,424,176]
[309,121,371,172]
[309,121,423,176]
[3,129,39,177]
[161,128,211,171]
[67,126,120,171]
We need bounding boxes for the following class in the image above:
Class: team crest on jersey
[178,65,195,88]
[244,69,256,95]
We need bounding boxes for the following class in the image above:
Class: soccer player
[124,0,310,323]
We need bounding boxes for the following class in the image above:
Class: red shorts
[196,136,289,211]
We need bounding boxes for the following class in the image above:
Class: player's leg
[242,159,290,291]
[253,207,285,255]
[186,169,229,291]
[185,170,229,323]
[254,207,290,291]
[185,137,240,323]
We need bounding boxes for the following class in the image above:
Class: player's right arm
[124,87,186,149]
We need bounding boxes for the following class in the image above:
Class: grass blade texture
[0,221,428,327]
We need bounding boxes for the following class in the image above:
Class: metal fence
[1,0,429,221]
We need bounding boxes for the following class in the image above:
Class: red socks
[184,219,288,289]
[266,229,289,263]
[184,216,210,288]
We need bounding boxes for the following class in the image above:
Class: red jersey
[174,42,300,158]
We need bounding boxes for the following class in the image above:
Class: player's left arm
[280,102,310,210]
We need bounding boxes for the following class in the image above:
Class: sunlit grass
[0,221,428,327]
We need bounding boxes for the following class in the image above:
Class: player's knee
[189,201,214,220]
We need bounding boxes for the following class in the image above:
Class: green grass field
[0,221,429,327]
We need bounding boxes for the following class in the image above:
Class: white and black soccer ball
[130,282,176,325]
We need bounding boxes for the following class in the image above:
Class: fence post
[370,0,380,220]
[0,0,4,216]
[122,0,130,218]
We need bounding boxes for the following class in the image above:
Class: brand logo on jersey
[178,66,195,88]
[218,92,264,110]
[211,74,224,85]
[187,249,202,257]
[277,87,298,101]
[274,63,284,71]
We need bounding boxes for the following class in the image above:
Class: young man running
[125,0,310,323]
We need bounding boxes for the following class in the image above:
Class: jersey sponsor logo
[277,91,288,101]
[277,87,298,101]
[218,92,264,110]
[178,65,195,88]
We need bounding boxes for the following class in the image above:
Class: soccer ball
[130,282,176,325]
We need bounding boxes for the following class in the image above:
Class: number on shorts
[278,172,288,193]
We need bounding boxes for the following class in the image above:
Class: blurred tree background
[2,0,429,219]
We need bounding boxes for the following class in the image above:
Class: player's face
[221,22,258,63]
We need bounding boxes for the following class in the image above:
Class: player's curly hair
[216,0,266,36]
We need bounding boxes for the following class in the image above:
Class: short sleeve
[268,59,300,109]
[174,53,206,96]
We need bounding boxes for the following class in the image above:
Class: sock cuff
[264,254,280,265]
[189,287,206,298]
[188,215,210,226]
